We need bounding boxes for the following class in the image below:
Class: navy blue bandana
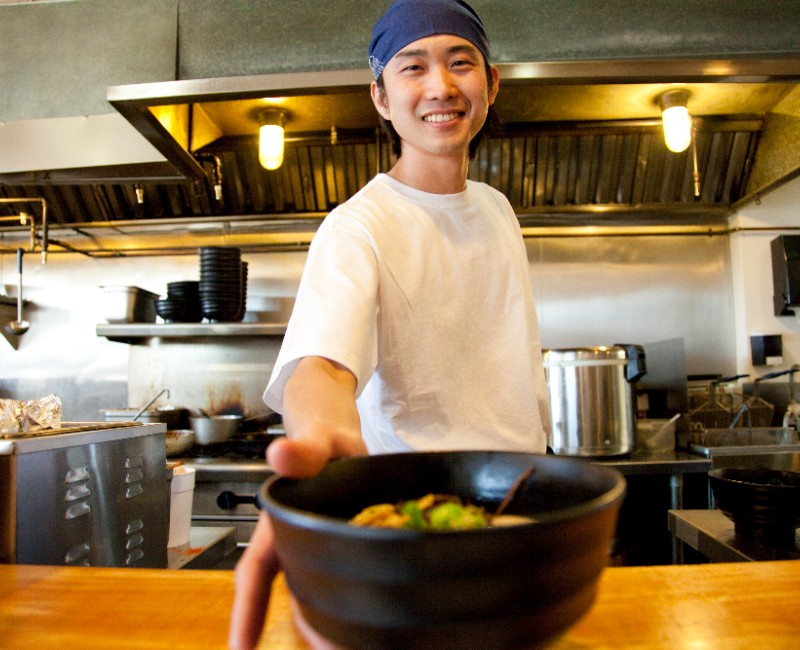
[368,0,490,80]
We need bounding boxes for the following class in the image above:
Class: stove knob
[217,491,256,510]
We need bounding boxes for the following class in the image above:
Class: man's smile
[422,112,462,123]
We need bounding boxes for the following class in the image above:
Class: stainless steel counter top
[0,422,165,454]
[592,449,712,475]
[669,509,800,562]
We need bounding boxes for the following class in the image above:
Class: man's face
[370,34,498,162]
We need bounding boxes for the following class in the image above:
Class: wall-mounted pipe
[0,198,49,263]
[0,212,35,252]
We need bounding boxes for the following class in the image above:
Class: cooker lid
[543,346,629,363]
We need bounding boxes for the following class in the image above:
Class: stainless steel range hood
[2,58,800,233]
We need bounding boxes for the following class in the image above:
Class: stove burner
[182,433,279,460]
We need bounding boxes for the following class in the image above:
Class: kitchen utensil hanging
[132,387,171,421]
[729,367,800,430]
[783,366,800,431]
[7,248,30,335]
[689,374,748,431]
[730,372,775,428]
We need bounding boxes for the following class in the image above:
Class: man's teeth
[423,113,459,123]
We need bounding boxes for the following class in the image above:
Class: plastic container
[101,286,158,323]
[636,417,678,452]
[168,465,196,547]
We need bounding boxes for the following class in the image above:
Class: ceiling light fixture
[657,89,692,153]
[258,109,288,170]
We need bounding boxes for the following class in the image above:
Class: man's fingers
[228,512,281,649]
[266,436,332,478]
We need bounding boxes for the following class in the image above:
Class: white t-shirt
[264,174,550,454]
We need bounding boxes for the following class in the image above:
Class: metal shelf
[96,322,287,343]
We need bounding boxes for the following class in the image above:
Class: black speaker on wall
[771,235,800,316]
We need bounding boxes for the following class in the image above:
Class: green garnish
[351,493,490,531]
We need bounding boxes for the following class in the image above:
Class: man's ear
[488,65,500,106]
[370,81,391,120]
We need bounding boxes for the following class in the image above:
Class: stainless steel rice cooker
[544,345,647,457]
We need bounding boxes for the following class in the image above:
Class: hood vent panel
[0,117,759,228]
[475,119,758,220]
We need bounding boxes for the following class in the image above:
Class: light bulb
[259,123,285,170]
[657,89,692,154]
[662,104,692,153]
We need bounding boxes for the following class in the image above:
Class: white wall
[729,175,800,376]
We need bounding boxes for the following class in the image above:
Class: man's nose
[425,66,456,98]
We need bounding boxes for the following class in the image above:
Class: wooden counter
[2,561,799,648]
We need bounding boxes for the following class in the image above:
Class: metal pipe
[193,153,224,202]
[691,121,701,198]
[0,212,34,251]
[211,154,223,201]
[0,198,49,263]
[41,199,48,263]
[0,207,796,257]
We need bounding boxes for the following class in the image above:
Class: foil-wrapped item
[0,394,62,434]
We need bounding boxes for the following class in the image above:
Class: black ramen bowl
[709,467,800,543]
[257,451,626,650]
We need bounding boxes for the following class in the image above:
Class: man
[229,1,551,647]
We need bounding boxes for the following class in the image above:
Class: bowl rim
[259,451,627,538]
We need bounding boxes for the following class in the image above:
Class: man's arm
[228,356,368,649]
[268,355,368,477]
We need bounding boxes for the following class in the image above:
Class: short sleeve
[262,223,380,413]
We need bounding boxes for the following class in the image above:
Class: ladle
[7,248,29,335]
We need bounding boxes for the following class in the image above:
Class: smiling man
[372,33,496,188]
[229,2,551,648]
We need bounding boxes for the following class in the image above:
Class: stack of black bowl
[199,247,245,322]
[237,261,249,322]
[155,281,202,323]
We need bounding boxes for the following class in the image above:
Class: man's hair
[374,58,498,161]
